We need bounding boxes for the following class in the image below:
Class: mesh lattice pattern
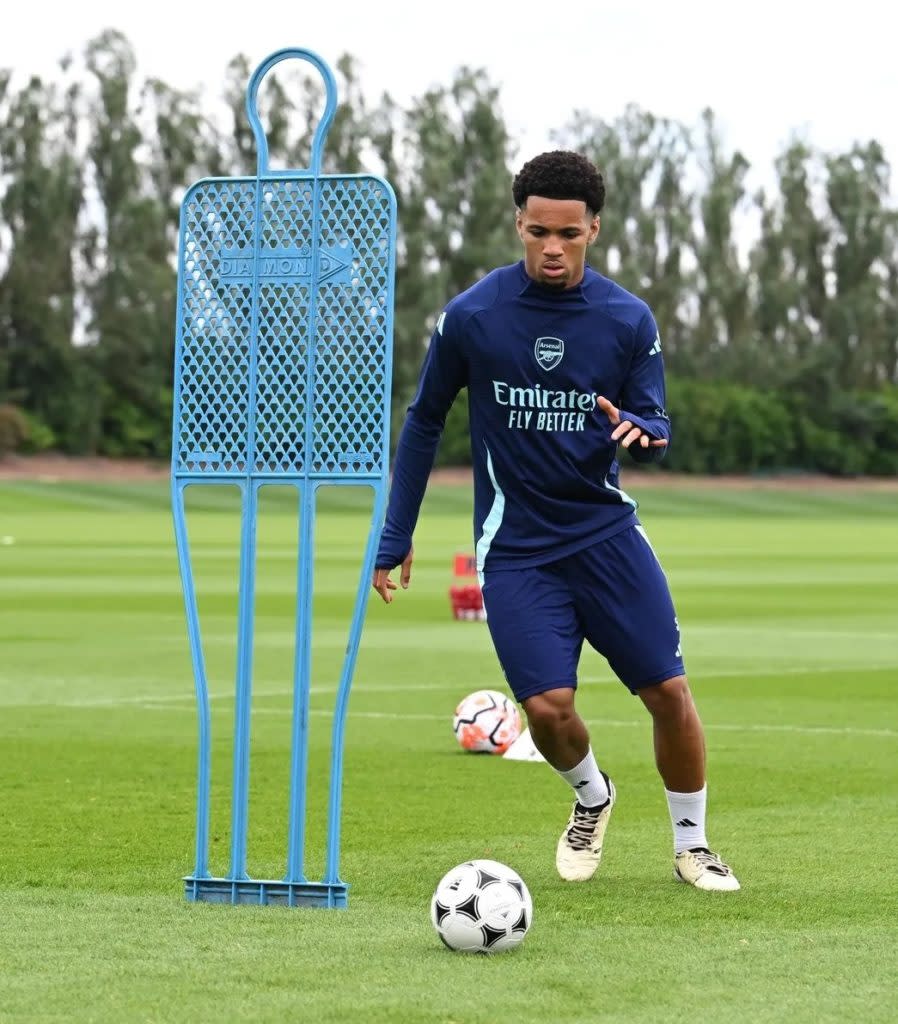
[174,176,393,476]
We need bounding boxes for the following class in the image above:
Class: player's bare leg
[523,688,615,882]
[638,675,705,791]
[639,676,739,891]
[522,688,589,770]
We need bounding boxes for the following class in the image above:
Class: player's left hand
[597,395,668,449]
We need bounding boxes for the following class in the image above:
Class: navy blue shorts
[481,525,685,702]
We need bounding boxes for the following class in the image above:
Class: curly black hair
[512,150,605,215]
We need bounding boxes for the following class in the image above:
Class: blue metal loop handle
[245,47,338,177]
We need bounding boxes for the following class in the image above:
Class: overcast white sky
[3,0,897,197]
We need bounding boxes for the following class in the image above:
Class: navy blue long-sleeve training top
[376,261,671,574]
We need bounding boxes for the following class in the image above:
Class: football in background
[452,689,521,754]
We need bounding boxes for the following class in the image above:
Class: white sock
[665,785,708,853]
[556,748,609,808]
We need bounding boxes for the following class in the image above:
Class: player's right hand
[372,545,414,604]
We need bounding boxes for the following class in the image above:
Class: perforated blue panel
[174,175,394,478]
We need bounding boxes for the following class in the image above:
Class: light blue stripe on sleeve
[475,445,505,586]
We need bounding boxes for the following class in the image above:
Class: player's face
[516,197,599,289]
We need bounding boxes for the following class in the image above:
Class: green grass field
[1,476,896,1024]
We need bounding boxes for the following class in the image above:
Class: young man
[372,150,739,892]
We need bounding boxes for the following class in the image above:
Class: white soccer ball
[430,859,533,954]
[452,689,521,754]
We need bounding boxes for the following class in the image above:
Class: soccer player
[372,150,740,892]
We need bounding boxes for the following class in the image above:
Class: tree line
[1,30,896,475]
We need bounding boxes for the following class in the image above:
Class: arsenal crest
[534,336,564,371]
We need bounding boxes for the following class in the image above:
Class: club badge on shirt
[534,336,564,371]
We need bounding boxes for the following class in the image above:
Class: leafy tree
[81,29,173,454]
[823,141,898,389]
[691,109,752,377]
[0,67,82,444]
[750,141,830,396]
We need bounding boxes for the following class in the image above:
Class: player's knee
[523,689,576,735]
[639,674,692,719]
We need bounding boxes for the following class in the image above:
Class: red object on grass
[449,551,486,620]
[449,582,486,621]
